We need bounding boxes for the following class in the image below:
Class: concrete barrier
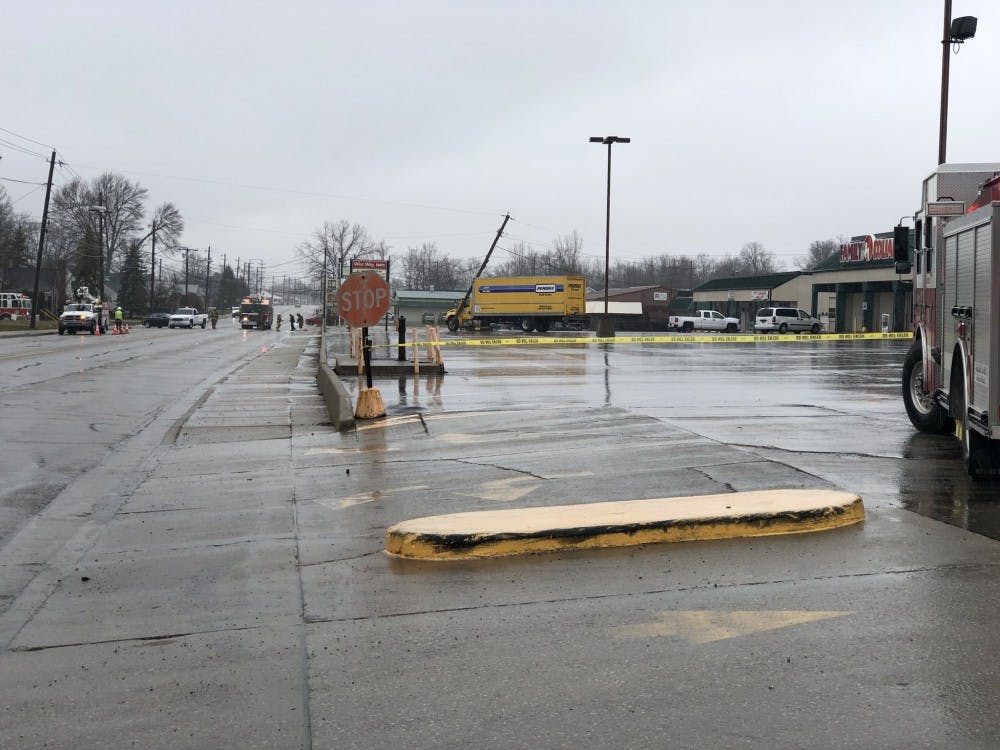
[317,335,355,431]
[386,489,865,560]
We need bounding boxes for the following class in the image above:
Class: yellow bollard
[412,329,420,376]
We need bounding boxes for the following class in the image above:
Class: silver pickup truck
[168,307,208,329]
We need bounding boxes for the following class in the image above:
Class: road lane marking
[612,610,852,643]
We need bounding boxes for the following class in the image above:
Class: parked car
[421,312,437,324]
[231,306,240,318]
[143,312,171,328]
[305,314,322,325]
[754,307,823,334]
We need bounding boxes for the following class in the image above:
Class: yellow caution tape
[373,331,913,348]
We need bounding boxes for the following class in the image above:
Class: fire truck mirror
[893,225,910,262]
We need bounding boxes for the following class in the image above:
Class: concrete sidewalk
[0,332,328,749]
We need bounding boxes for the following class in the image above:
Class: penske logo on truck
[478,284,563,294]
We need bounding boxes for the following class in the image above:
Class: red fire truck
[0,292,32,320]
[900,163,1000,478]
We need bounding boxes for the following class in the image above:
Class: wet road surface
[4,329,1000,749]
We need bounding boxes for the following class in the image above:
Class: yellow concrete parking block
[385,489,864,560]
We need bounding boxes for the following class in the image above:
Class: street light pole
[938,2,978,164]
[589,135,630,337]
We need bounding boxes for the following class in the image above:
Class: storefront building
[692,231,912,333]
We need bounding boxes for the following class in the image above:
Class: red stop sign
[336,272,391,327]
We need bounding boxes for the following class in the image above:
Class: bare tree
[296,220,385,288]
[399,242,466,290]
[737,241,780,275]
[494,241,543,277]
[41,221,78,310]
[51,173,148,275]
[551,231,586,275]
[796,239,838,270]
[135,202,184,252]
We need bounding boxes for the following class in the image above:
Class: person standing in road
[297,313,304,330]
[276,313,282,331]
[114,305,124,332]
[209,308,219,329]
[290,313,296,331]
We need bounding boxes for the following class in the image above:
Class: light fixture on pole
[589,135,630,338]
[938,2,977,164]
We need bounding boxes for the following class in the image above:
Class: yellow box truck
[445,276,587,333]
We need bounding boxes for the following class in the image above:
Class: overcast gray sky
[3,0,999,281]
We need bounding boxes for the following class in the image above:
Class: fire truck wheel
[447,317,459,332]
[902,341,952,434]
[535,319,550,333]
[520,318,535,333]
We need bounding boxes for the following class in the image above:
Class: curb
[316,336,355,431]
[385,489,864,560]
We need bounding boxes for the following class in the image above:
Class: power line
[12,184,45,204]
[0,137,49,160]
[68,162,500,218]
[0,125,54,150]
[0,176,46,185]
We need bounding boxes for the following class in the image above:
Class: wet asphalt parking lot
[2,327,1000,748]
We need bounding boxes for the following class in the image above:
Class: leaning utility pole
[30,150,56,329]
[453,213,511,323]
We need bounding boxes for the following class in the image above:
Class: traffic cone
[112,325,118,335]
[94,324,100,336]
[124,324,129,334]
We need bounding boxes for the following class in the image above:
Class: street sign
[350,258,390,280]
[337,272,391,327]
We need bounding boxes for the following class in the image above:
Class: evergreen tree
[217,264,242,309]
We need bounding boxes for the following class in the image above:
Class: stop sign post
[337,272,391,417]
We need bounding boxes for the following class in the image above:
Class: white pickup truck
[58,303,100,335]
[168,307,208,329]
[667,309,741,333]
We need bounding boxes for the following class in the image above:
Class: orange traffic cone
[94,324,101,336]
[112,325,119,335]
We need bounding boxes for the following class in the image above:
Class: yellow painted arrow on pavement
[613,610,852,644]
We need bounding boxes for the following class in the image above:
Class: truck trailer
[445,276,587,333]
[901,163,1000,478]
